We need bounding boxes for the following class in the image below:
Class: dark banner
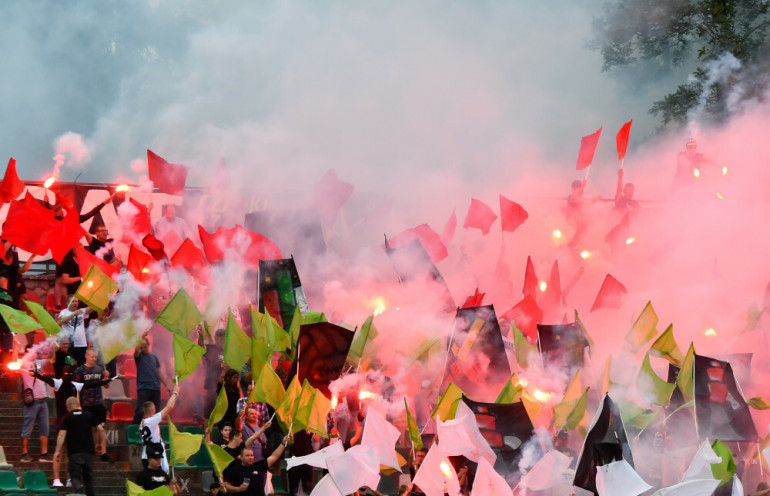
[292,321,355,398]
[257,258,308,330]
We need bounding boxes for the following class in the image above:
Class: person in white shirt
[20,346,51,463]
[57,297,88,366]
[154,204,190,241]
[140,383,181,473]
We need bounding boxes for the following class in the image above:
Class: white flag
[595,459,651,496]
[682,440,721,482]
[650,478,720,496]
[436,401,495,465]
[361,407,402,472]
[470,457,512,496]
[517,450,572,491]
[286,441,344,471]
[327,445,380,495]
[413,443,462,496]
[309,474,344,496]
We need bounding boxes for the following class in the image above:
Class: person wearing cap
[222,435,292,495]
[135,444,181,495]
[676,138,720,186]
[54,396,105,496]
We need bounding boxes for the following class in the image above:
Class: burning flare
[115,184,131,192]
[538,281,547,292]
[693,168,700,178]
[722,166,728,176]
[625,237,635,245]
[6,359,21,371]
[704,328,717,336]
[331,395,338,410]
[580,250,591,260]
[439,460,452,478]
[552,229,563,240]
[43,176,56,189]
[371,296,386,317]
[533,389,553,402]
[359,391,376,401]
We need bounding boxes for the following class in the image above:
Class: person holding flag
[675,138,721,186]
[134,444,181,495]
[139,382,181,473]
[614,169,638,213]
[222,436,292,496]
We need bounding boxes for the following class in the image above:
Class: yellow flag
[204,442,235,478]
[495,373,523,403]
[208,385,229,427]
[168,419,203,466]
[251,362,286,409]
[432,382,464,421]
[276,376,303,432]
[649,324,684,366]
[295,379,332,438]
[625,301,658,352]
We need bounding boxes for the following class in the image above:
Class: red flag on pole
[386,224,448,263]
[501,295,543,340]
[127,245,155,282]
[576,127,603,170]
[499,195,528,233]
[523,256,538,299]
[463,199,497,235]
[461,288,485,309]
[1,197,58,256]
[147,150,189,196]
[0,158,25,204]
[198,225,281,269]
[440,209,457,247]
[590,274,627,312]
[171,238,208,276]
[75,245,119,280]
[616,120,633,161]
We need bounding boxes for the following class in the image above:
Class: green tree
[591,0,770,127]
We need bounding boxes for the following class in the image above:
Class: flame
[716,192,724,200]
[533,389,553,402]
[372,297,386,317]
[331,395,338,410]
[722,166,728,176]
[439,460,452,478]
[6,360,21,371]
[552,229,563,240]
[44,176,55,189]
[580,250,591,260]
[87,281,94,288]
[693,168,700,178]
[626,237,635,245]
[141,267,150,274]
[538,281,547,292]
[115,184,131,192]
[705,328,717,336]
[359,391,376,401]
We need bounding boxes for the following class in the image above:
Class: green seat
[210,426,221,442]
[0,469,21,491]
[187,447,213,469]
[4,493,25,496]
[160,424,170,443]
[377,473,398,495]
[22,470,57,493]
[127,424,142,445]
[184,426,205,435]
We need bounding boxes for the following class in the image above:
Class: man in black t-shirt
[223,436,291,495]
[54,397,105,496]
[135,444,181,495]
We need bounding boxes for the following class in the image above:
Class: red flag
[159,228,183,258]
[616,120,633,161]
[590,274,628,312]
[501,295,543,340]
[147,149,189,196]
[127,245,155,282]
[50,207,87,263]
[499,195,528,232]
[576,127,603,170]
[197,225,281,269]
[142,234,167,261]
[1,197,58,255]
[313,169,353,226]
[440,209,457,247]
[386,224,448,263]
[128,198,153,238]
[523,256,538,299]
[461,288,485,309]
[0,158,25,204]
[463,199,497,235]
[75,245,119,280]
[171,238,208,277]
[544,260,562,311]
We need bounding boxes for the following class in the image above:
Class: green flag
[276,376,303,432]
[295,379,332,438]
[203,442,234,478]
[619,400,661,431]
[173,334,205,382]
[349,315,377,358]
[636,354,676,407]
[625,301,658,352]
[127,480,144,496]
[513,323,537,369]
[302,311,327,324]
[251,305,291,353]
[649,324,684,366]
[676,342,696,402]
[127,480,174,496]
[94,319,144,365]
[748,397,770,410]
[75,264,117,313]
[553,387,589,431]
[208,384,229,427]
[710,439,736,487]
[24,299,60,336]
[251,338,271,378]
[250,362,285,409]
[0,304,42,334]
[156,289,203,337]
[224,309,251,371]
[409,337,442,363]
[168,419,204,466]
[432,382,463,421]
[404,397,423,450]
[495,373,523,403]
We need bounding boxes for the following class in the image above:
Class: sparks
[115,184,131,192]
[539,281,547,292]
[552,229,563,240]
[705,328,717,336]
[580,250,591,260]
[626,237,635,245]
[44,176,55,189]
[371,296,386,317]
[6,360,21,371]
[722,166,728,176]
[693,168,700,178]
